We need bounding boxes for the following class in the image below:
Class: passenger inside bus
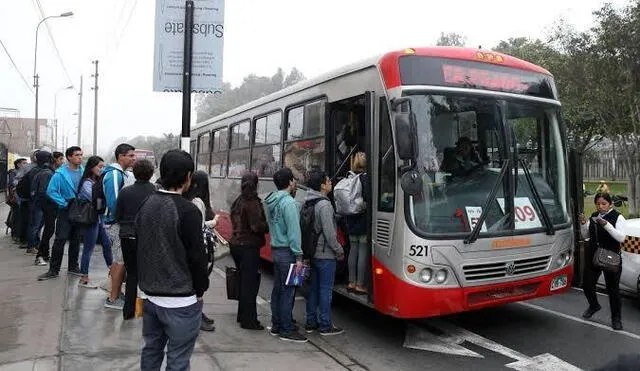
[440,136,483,177]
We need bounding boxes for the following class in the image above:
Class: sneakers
[279,332,308,343]
[268,327,280,336]
[319,326,344,336]
[26,247,38,254]
[68,267,83,277]
[34,257,48,266]
[104,297,125,310]
[268,324,298,336]
[582,304,602,319]
[305,324,319,333]
[78,280,98,289]
[37,270,59,281]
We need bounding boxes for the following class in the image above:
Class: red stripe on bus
[371,257,572,319]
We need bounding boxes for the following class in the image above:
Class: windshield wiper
[464,160,510,244]
[518,159,555,235]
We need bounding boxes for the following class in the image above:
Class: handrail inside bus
[331,144,360,182]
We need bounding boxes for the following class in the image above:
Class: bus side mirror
[401,169,423,196]
[392,98,417,162]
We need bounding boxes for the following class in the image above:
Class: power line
[33,0,74,86]
[0,38,35,96]
[104,0,139,75]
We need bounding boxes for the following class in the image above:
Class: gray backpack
[334,171,365,215]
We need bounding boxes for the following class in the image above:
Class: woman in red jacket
[229,172,269,330]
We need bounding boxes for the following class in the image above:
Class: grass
[583,180,629,218]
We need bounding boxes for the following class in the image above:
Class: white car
[598,218,640,296]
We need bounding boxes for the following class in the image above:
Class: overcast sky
[0,0,629,154]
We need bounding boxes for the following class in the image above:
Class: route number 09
[515,205,536,222]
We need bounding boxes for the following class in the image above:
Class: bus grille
[376,220,391,248]
[462,256,551,282]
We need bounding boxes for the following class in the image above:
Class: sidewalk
[0,203,349,371]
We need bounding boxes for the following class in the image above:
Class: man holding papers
[265,168,307,343]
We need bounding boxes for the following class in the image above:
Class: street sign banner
[153,0,224,93]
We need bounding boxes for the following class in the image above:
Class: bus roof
[195,46,552,129]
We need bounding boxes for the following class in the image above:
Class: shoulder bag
[69,180,98,225]
[592,221,621,273]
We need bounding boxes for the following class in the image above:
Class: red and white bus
[192,47,573,318]
[133,149,156,166]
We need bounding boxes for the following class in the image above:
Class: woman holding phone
[578,192,626,330]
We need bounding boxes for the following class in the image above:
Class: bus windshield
[405,93,569,237]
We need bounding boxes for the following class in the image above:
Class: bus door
[327,92,375,302]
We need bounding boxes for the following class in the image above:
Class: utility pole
[91,60,99,155]
[77,76,83,148]
[180,0,194,151]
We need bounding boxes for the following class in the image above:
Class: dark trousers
[230,244,261,327]
[141,300,202,371]
[8,204,19,238]
[49,209,81,274]
[583,246,622,320]
[122,238,138,319]
[36,202,57,260]
[19,201,31,243]
[270,247,296,334]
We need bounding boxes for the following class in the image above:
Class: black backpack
[16,167,40,199]
[300,198,322,260]
[31,168,53,200]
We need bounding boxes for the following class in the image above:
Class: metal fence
[582,150,629,181]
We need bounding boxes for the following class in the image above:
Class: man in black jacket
[136,150,209,371]
[29,151,56,265]
[115,159,156,320]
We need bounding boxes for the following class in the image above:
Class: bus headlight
[419,268,433,283]
[435,269,448,284]
[552,250,572,270]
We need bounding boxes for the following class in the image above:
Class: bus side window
[197,132,211,173]
[228,121,251,178]
[378,98,395,212]
[284,100,326,182]
[211,128,229,177]
[252,112,282,178]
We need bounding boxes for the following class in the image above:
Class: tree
[436,32,467,47]
[195,68,306,122]
[494,36,605,154]
[588,2,640,215]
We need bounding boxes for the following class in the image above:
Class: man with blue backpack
[100,143,136,310]
[37,146,85,281]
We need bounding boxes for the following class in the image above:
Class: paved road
[216,255,640,371]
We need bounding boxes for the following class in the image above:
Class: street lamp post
[54,85,74,150]
[33,11,73,150]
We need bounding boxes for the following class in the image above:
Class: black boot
[582,304,601,319]
[202,313,215,325]
[612,318,623,331]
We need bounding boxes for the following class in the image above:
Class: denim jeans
[306,258,336,330]
[270,247,297,334]
[80,217,113,275]
[348,234,368,285]
[141,300,202,371]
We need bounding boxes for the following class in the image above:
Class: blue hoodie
[265,190,302,260]
[46,164,85,209]
[102,163,129,224]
